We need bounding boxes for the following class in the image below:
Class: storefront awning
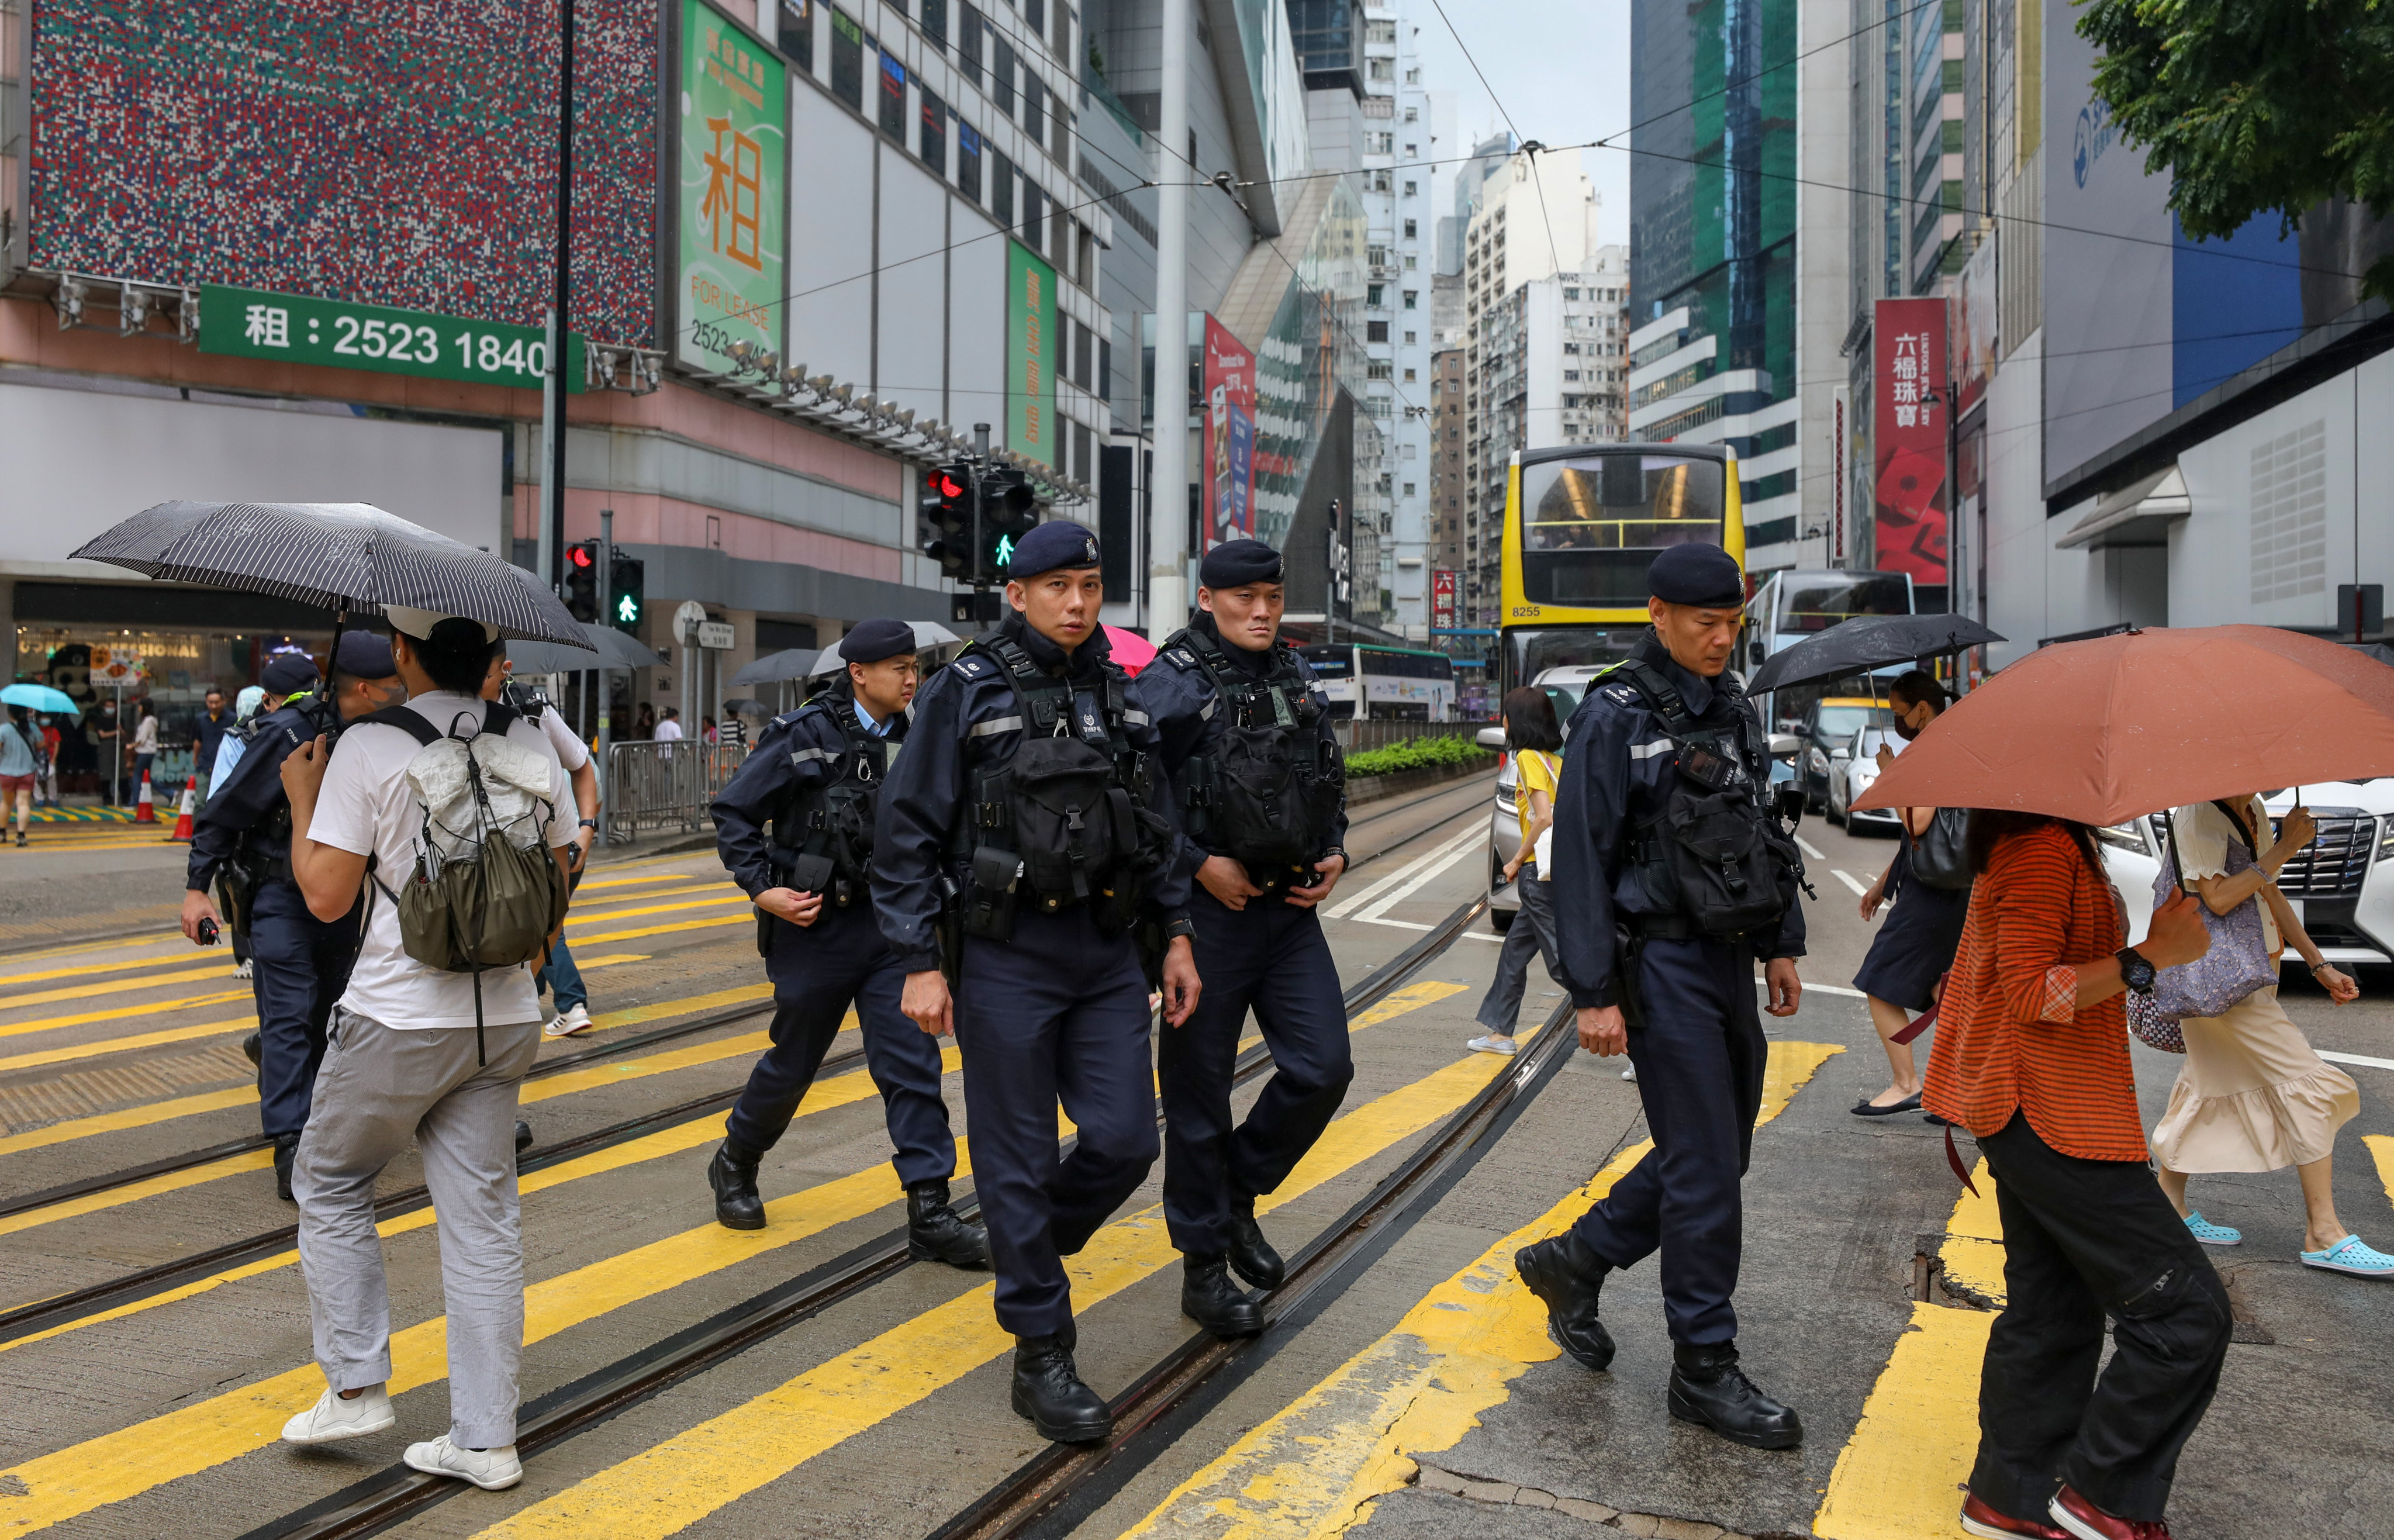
[2056,465,2190,550]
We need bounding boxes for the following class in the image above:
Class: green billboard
[197,284,586,391]
[1006,241,1059,468]
[679,0,786,374]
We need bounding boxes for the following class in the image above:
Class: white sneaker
[234,959,254,981]
[1465,1035,1519,1056]
[543,1004,593,1038]
[1621,1065,1639,1082]
[403,1434,523,1490]
[281,1384,394,1445]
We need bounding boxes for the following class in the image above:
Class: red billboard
[1873,297,1950,582]
[1431,568,1459,631]
[1202,316,1258,547]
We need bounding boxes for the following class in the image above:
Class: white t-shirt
[654,717,684,743]
[311,691,575,1031]
[532,705,592,772]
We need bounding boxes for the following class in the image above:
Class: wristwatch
[1165,917,1197,941]
[2116,946,2157,995]
[578,817,599,830]
[1318,847,1349,866]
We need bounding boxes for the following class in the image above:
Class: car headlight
[1806,748,1828,774]
[2377,815,2394,863]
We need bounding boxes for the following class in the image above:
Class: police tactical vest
[769,691,894,909]
[1612,658,1806,939]
[955,635,1172,935]
[1164,627,1344,875]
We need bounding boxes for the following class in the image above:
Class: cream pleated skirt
[2150,986,2360,1173]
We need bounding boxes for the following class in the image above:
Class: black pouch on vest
[1010,735,1130,904]
[786,850,836,896]
[963,844,1022,942]
[754,905,774,959]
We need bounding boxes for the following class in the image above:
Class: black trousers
[725,902,956,1185]
[247,881,356,1141]
[1160,892,1353,1256]
[1971,1113,2231,1525]
[955,907,1159,1336]
[1571,936,1767,1346]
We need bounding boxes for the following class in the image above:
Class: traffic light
[978,467,1039,583]
[563,539,600,623]
[919,462,976,582]
[609,550,645,634]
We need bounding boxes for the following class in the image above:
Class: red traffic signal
[568,544,596,569]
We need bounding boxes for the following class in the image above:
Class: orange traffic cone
[168,779,195,842]
[134,772,157,823]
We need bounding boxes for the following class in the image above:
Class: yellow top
[1516,750,1561,854]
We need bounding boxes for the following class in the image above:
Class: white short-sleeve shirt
[533,704,592,772]
[2173,795,2281,952]
[310,691,575,1031]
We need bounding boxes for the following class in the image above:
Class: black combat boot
[241,1032,262,1069]
[514,1120,534,1154]
[1225,1193,1285,1289]
[1010,1321,1112,1443]
[1180,1254,1265,1338]
[707,1141,766,1230]
[1514,1230,1615,1372]
[906,1179,991,1268]
[272,1134,301,1203]
[1667,1341,1803,1450]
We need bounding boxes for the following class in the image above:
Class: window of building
[1403,254,1416,270]
[1402,289,1416,309]
[1025,0,1045,34]
[959,120,983,202]
[1402,179,1416,196]
[779,0,814,71]
[1098,337,1111,400]
[1403,329,1416,344]
[919,87,946,173]
[1073,317,1093,388]
[1403,482,1416,496]
[921,0,947,47]
[1366,283,1384,308]
[831,7,865,107]
[1367,359,1391,379]
[1366,18,1395,42]
[879,49,908,139]
[1052,0,1070,58]
[1052,98,1070,161]
[959,3,984,83]
[1367,320,1390,342]
[1401,217,1415,239]
[1563,369,1580,381]
[994,36,1016,115]
[1021,180,1044,253]
[1563,341,1578,353]
[1024,75,1044,142]
[1405,65,1419,82]
[1402,367,1415,382]
[1404,106,1418,121]
[993,149,1014,224]
[1365,131,1393,154]
[1077,223,1096,289]
[1367,243,1388,267]
[1564,286,1579,299]
[1368,57,1392,80]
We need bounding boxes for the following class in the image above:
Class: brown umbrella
[1852,624,2394,826]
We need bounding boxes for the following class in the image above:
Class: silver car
[1827,725,1906,833]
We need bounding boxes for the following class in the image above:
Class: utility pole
[538,0,576,593]
[1147,0,1190,644]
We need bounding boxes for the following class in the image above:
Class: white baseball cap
[385,605,500,644]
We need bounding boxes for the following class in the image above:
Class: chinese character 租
[700,115,766,272]
[244,305,290,348]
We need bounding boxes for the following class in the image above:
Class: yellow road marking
[0,1149,278,1241]
[0,989,255,1044]
[2365,1135,2394,1213]
[0,1051,963,1527]
[0,948,236,989]
[563,893,747,928]
[0,962,234,1013]
[574,871,711,890]
[469,1033,1553,1540]
[571,882,737,910]
[0,1016,251,1073]
[1815,1159,1999,1539]
[567,914,748,947]
[0,1086,258,1157]
[1118,1042,1843,1539]
[582,983,773,1034]
[0,933,180,967]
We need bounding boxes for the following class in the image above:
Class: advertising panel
[1430,568,1459,631]
[1872,297,1950,583]
[679,0,787,374]
[1953,238,1998,418]
[27,0,659,346]
[199,285,585,392]
[1202,315,1259,545]
[1007,241,1059,465]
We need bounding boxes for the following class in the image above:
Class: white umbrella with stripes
[70,500,587,645]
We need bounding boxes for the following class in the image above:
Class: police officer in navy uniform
[181,637,405,1200]
[1513,543,1810,1450]
[705,617,987,1268]
[1129,538,1353,1338]
[875,522,1203,1445]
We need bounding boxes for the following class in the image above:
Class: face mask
[1894,704,1928,741]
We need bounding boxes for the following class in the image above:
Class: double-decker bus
[1496,443,1743,696]
[1298,643,1457,721]
[1739,567,1916,727]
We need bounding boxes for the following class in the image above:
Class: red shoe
[2048,1484,2172,1540]
[1960,1492,2070,1538]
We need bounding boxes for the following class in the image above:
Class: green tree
[2080,0,2394,295]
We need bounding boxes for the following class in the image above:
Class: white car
[2095,781,2394,961]
[1826,725,1906,834]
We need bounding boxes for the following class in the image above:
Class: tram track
[232,890,1493,1540]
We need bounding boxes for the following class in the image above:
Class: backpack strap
[354,705,443,745]
[1612,658,1699,741]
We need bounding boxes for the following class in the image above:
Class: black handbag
[1908,806,1974,890]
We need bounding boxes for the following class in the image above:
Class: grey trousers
[293,1006,541,1449]
[1475,866,1564,1034]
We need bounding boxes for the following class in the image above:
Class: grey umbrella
[500,624,667,675]
[70,500,586,645]
[815,620,963,674]
[730,648,821,687]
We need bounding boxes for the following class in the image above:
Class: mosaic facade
[29,0,661,347]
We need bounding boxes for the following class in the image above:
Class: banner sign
[1430,568,1458,630]
[679,0,786,374]
[199,284,585,391]
[1007,240,1059,465]
[1871,296,1950,583]
[1203,315,1258,545]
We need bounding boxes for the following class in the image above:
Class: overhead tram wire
[1423,0,1567,279]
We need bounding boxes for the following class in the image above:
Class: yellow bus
[1497,442,1744,695]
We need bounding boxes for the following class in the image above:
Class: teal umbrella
[0,684,80,717]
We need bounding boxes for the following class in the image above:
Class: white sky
[1408,0,1633,248]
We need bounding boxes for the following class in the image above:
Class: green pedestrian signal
[609,551,645,634]
[979,468,1038,582]
[616,593,638,625]
[994,532,1016,568]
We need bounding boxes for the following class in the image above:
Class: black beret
[334,632,397,681]
[1007,520,1102,580]
[1646,543,1746,608]
[841,617,916,664]
[260,652,322,695]
[1200,539,1286,589]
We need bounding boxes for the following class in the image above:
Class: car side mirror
[1767,732,1799,759]
[1475,727,1507,751]
[1776,785,1805,824]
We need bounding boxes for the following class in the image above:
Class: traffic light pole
[1148,0,1190,644]
[597,506,614,842]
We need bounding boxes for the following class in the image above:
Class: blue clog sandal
[2184,1211,2241,1246]
[2301,1235,2394,1277]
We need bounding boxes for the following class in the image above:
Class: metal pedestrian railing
[604,740,741,844]
[1332,719,1497,754]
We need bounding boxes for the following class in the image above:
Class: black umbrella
[70,500,586,645]
[500,624,667,675]
[730,647,822,687]
[1746,613,2006,695]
